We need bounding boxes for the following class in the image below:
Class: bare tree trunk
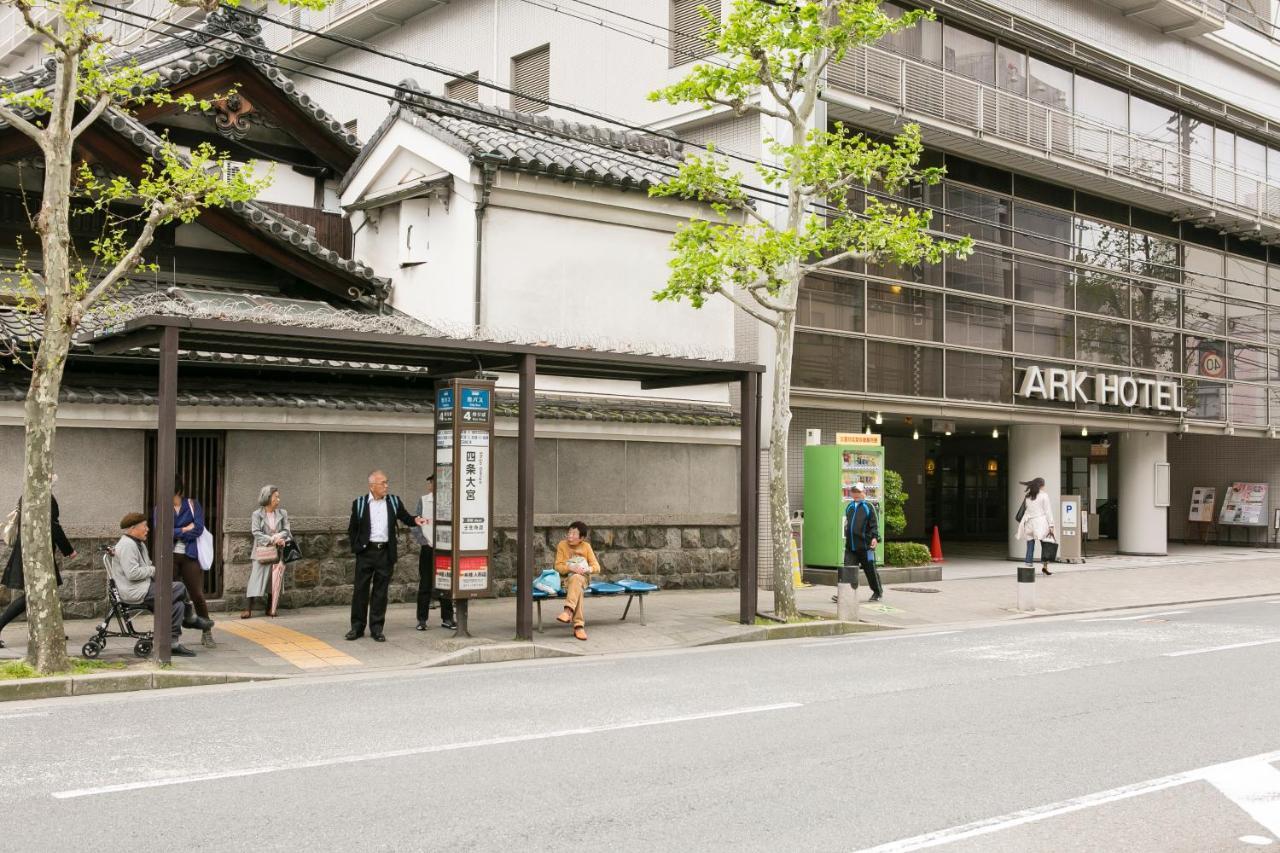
[769,306,798,620]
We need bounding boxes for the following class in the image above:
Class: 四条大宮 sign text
[1018,366,1186,412]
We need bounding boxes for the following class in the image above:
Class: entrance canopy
[79,299,764,661]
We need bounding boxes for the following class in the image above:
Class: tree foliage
[882,469,907,538]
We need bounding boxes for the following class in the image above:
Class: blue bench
[515,577,659,632]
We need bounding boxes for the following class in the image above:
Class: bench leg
[536,599,543,634]
[622,594,634,622]
[639,594,646,626]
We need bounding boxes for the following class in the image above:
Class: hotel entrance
[923,436,1007,542]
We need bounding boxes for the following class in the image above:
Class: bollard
[837,561,859,622]
[1017,565,1036,612]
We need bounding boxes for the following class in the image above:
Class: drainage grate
[889,587,941,593]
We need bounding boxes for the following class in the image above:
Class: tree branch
[16,0,69,53]
[0,100,46,148]
[70,93,111,140]
[803,249,867,273]
[706,95,789,122]
[715,284,780,328]
[74,202,171,315]
[750,46,801,126]
[747,282,795,314]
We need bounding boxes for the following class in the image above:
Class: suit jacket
[2,495,74,591]
[347,493,416,563]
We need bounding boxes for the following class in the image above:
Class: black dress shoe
[416,621,427,631]
[372,633,386,642]
[345,630,363,641]
[170,644,197,657]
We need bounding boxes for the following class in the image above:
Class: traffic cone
[930,525,944,563]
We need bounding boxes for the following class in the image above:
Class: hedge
[884,541,932,567]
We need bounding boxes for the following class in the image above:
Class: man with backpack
[844,482,883,602]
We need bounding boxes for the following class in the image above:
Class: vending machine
[802,435,886,568]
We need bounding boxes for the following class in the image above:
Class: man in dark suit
[346,469,424,642]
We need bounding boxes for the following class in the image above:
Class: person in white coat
[1017,477,1056,575]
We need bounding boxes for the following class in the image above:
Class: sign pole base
[1017,566,1036,612]
[455,599,470,638]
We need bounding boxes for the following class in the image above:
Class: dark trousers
[0,594,26,634]
[351,545,393,634]
[172,554,209,619]
[417,546,453,623]
[844,546,883,597]
[143,580,188,641]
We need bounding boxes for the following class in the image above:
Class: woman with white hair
[245,485,291,618]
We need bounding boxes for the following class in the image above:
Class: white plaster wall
[251,161,316,207]
[377,189,479,329]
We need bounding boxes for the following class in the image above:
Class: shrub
[883,469,908,537]
[884,541,932,567]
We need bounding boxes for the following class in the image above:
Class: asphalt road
[2,597,1279,852]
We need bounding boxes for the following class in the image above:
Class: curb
[0,669,287,703]
[1020,591,1280,620]
[698,620,886,646]
[425,643,582,667]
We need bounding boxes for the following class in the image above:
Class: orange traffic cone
[930,525,944,563]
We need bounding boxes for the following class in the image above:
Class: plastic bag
[533,568,561,595]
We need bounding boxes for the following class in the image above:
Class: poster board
[1218,482,1268,527]
[1188,487,1216,523]
[433,379,496,599]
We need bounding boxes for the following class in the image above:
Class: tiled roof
[351,79,686,192]
[0,379,738,426]
[0,8,361,156]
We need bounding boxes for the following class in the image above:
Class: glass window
[1074,216,1129,272]
[1076,273,1130,318]
[1015,307,1073,359]
[798,275,863,332]
[1132,282,1180,325]
[1230,383,1267,425]
[1132,328,1179,372]
[1183,119,1214,197]
[943,24,994,84]
[1228,302,1267,343]
[1215,127,1236,205]
[1185,337,1228,378]
[1238,136,1266,178]
[1183,379,1225,421]
[1077,317,1130,365]
[1075,75,1128,131]
[880,2,943,63]
[1226,256,1266,299]
[1015,257,1072,309]
[1028,56,1072,110]
[867,282,942,341]
[1014,201,1071,256]
[1131,232,1180,282]
[866,257,943,288]
[1230,344,1270,381]
[945,295,1010,350]
[867,341,943,397]
[1184,291,1226,336]
[946,351,1011,402]
[1185,245,1225,292]
[946,246,1012,298]
[996,43,1025,95]
[792,332,863,391]
[1130,95,1176,148]
[945,184,1010,244]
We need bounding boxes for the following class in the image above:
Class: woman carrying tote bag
[1016,477,1056,576]
[246,485,292,618]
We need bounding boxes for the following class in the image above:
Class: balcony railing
[827,45,1280,228]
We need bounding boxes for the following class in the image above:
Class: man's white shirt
[368,493,389,542]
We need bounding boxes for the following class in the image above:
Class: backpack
[1,500,19,547]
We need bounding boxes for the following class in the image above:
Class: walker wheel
[134,639,153,658]
[81,642,101,659]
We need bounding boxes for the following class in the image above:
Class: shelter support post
[153,326,179,664]
[516,354,536,640]
[739,371,760,625]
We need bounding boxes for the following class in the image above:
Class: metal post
[455,598,469,639]
[836,559,858,623]
[516,354,535,641]
[739,371,760,625]
[153,326,179,663]
[1017,564,1035,612]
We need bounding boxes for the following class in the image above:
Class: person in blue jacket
[170,481,215,646]
[844,482,883,602]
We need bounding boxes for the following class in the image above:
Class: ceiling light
[874,412,883,425]
[865,423,872,434]
[944,430,952,436]
[992,427,999,439]
[1081,426,1088,437]
[912,429,919,440]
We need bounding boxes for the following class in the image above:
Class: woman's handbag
[253,544,280,563]
[189,500,215,571]
[1040,535,1059,562]
[1014,499,1026,523]
[281,538,302,564]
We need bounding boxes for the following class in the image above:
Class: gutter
[473,156,502,330]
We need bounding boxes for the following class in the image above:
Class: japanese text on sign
[459,430,490,551]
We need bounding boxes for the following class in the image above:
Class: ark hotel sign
[1018,366,1186,413]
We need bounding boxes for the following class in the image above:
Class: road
[2,597,1279,852]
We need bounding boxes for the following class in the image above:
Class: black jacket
[844,500,880,554]
[2,495,74,591]
[347,493,417,563]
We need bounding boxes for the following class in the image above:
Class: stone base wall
[0,522,740,618]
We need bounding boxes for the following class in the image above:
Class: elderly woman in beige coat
[245,485,291,618]
[1016,476,1056,575]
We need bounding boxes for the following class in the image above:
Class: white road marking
[1203,758,1280,837]
[0,711,50,721]
[1164,638,1280,657]
[800,631,959,648]
[1079,610,1189,622]
[1240,836,1275,846]
[852,748,1280,853]
[52,702,803,799]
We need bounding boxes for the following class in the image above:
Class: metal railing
[827,44,1280,226]
[262,0,383,52]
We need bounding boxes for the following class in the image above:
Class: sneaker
[416,621,427,631]
[870,594,882,602]
[170,644,197,657]
[441,619,457,630]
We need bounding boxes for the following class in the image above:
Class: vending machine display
[803,439,886,568]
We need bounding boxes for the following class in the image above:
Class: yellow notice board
[835,433,882,446]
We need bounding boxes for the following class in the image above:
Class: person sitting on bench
[111,512,209,657]
[554,521,600,641]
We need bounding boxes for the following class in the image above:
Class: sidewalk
[1,555,1277,679]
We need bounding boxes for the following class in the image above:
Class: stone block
[718,528,739,549]
[664,528,682,550]
[221,562,252,596]
[589,527,615,549]
[656,552,679,576]
[477,644,537,664]
[302,534,331,558]
[226,537,251,563]
[71,672,153,695]
[707,571,737,588]
[621,551,657,575]
[700,527,721,549]
[678,551,709,574]
[680,528,701,550]
[153,671,231,689]
[72,570,107,604]
[600,551,622,572]
[290,560,320,588]
[0,677,71,702]
[320,559,350,587]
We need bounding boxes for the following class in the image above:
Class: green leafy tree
[882,469,907,538]
[0,0,321,673]
[648,0,971,619]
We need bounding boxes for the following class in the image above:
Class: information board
[433,378,496,599]
[1219,482,1268,527]
[1188,486,1216,523]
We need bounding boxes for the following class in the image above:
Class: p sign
[1062,498,1078,530]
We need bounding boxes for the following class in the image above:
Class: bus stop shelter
[81,308,764,662]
